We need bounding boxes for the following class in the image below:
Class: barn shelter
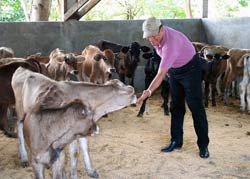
[1,17,249,91]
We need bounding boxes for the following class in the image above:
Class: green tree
[206,0,250,17]
[0,0,25,21]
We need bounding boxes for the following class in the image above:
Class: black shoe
[161,141,182,152]
[199,147,209,158]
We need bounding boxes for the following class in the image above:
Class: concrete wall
[0,19,204,57]
[202,17,250,49]
[0,17,249,91]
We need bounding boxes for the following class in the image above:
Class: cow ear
[142,53,152,59]
[222,54,230,60]
[121,47,129,53]
[65,53,77,64]
[36,84,65,111]
[140,46,151,52]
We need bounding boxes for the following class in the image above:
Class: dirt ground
[0,91,250,179]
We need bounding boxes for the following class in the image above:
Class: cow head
[0,47,14,58]
[103,49,116,73]
[81,45,116,84]
[209,53,230,80]
[114,44,141,79]
[200,45,229,61]
[47,48,78,81]
[142,49,161,77]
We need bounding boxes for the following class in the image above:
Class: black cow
[93,40,150,87]
[199,53,230,107]
[0,58,44,137]
[137,49,170,117]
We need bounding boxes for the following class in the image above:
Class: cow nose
[108,73,112,79]
[110,68,116,73]
[71,70,79,75]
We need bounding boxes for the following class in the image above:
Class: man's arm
[137,68,168,103]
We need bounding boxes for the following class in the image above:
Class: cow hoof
[137,113,143,117]
[131,103,136,107]
[164,111,169,116]
[88,170,99,178]
[4,131,17,138]
[21,161,29,168]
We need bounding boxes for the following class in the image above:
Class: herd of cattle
[0,39,250,179]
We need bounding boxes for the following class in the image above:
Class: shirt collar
[157,26,167,48]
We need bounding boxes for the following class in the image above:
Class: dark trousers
[168,54,209,149]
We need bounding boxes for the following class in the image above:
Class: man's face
[146,28,163,46]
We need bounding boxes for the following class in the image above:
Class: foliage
[49,0,62,21]
[209,0,250,18]
[0,0,25,21]
[0,0,249,22]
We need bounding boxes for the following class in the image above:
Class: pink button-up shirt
[155,26,195,69]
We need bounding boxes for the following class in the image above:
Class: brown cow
[93,40,151,87]
[0,47,14,58]
[239,53,250,113]
[223,48,250,105]
[77,45,115,84]
[12,67,136,179]
[0,58,43,137]
[192,42,209,52]
[73,45,116,178]
[46,48,78,81]
[26,52,50,64]
[200,45,230,99]
[0,50,79,167]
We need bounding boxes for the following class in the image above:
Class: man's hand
[137,89,151,104]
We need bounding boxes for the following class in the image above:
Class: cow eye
[206,54,213,60]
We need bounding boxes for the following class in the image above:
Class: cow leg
[130,76,134,87]
[69,140,79,179]
[0,106,8,133]
[233,79,238,98]
[129,77,137,107]
[216,75,222,96]
[137,76,154,117]
[17,121,29,167]
[246,83,250,114]
[31,159,44,179]
[223,87,230,105]
[79,137,99,178]
[52,150,66,179]
[5,106,17,138]
[119,74,125,84]
[211,83,217,106]
[204,81,210,107]
[236,76,242,99]
[137,98,148,117]
[239,80,247,112]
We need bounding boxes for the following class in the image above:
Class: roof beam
[77,0,101,18]
[64,0,101,21]
[64,0,88,21]
[202,0,208,18]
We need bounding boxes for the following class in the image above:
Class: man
[137,17,209,158]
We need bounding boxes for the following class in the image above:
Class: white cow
[239,53,250,113]
[12,67,136,179]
